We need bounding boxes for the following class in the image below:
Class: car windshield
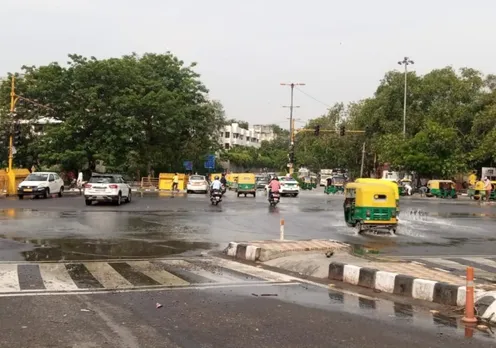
[89,176,118,184]
[26,173,48,181]
[190,176,204,181]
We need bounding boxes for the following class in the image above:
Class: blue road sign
[183,161,193,171]
[204,154,216,169]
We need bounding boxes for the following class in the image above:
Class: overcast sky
[1,0,494,128]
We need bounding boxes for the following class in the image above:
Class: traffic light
[289,152,295,163]
[0,130,8,145]
[314,125,320,136]
[339,125,345,136]
[13,122,21,146]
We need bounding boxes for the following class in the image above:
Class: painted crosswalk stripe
[448,258,496,274]
[126,261,189,286]
[0,264,20,292]
[409,258,466,277]
[160,259,250,284]
[188,260,267,282]
[39,264,78,291]
[65,263,104,289]
[17,264,46,290]
[108,262,160,286]
[466,257,496,269]
[83,262,132,289]
[154,260,217,284]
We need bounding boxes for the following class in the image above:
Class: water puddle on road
[0,236,215,261]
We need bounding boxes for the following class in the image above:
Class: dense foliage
[227,67,496,178]
[0,53,226,177]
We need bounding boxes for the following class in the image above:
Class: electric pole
[398,57,414,137]
[281,82,305,174]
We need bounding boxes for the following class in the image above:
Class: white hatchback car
[186,175,208,194]
[84,174,132,206]
[17,172,65,199]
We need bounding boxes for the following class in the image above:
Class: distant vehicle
[17,172,65,199]
[319,169,333,186]
[256,177,269,189]
[84,173,132,206]
[186,175,208,194]
[279,177,300,197]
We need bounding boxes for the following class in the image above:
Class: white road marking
[39,264,78,291]
[0,264,20,292]
[84,262,132,289]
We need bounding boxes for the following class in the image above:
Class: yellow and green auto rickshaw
[226,173,239,190]
[236,173,256,197]
[325,175,346,194]
[343,182,398,234]
[426,180,457,199]
[355,178,400,216]
[468,180,496,200]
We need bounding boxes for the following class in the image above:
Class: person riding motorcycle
[267,176,281,200]
[210,176,223,197]
[220,173,227,193]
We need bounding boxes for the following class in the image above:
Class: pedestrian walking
[484,177,492,202]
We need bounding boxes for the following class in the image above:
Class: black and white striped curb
[475,291,496,323]
[225,242,261,261]
[329,262,484,307]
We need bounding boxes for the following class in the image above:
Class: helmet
[215,176,219,180]
[222,173,226,176]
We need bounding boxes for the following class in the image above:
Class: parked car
[186,175,208,194]
[17,172,65,199]
[84,173,132,206]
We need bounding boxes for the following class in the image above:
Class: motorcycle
[210,189,223,205]
[268,191,280,207]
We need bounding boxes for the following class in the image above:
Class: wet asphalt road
[0,282,490,347]
[1,190,496,261]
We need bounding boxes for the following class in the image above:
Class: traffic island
[224,239,351,262]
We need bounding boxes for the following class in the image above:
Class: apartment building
[220,123,261,149]
[252,124,276,142]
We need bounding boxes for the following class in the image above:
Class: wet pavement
[1,190,496,261]
[0,278,492,347]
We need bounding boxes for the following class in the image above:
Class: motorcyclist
[210,176,222,197]
[220,173,227,192]
[268,176,281,200]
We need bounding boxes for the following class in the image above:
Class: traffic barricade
[158,173,187,191]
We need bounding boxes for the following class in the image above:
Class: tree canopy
[0,53,226,177]
[225,66,496,178]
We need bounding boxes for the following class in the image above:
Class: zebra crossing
[0,257,297,296]
[396,255,496,283]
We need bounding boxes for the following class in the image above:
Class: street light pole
[281,82,305,174]
[398,57,414,137]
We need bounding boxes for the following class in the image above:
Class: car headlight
[38,183,48,188]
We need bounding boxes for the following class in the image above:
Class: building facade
[252,124,276,142]
[220,123,261,149]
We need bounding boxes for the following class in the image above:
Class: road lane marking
[0,264,20,292]
[39,264,78,291]
[126,261,189,286]
[84,262,133,289]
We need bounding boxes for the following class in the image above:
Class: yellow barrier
[0,168,30,196]
[158,173,187,191]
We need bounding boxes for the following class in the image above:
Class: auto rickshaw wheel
[355,222,362,234]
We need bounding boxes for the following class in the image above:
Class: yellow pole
[7,76,17,196]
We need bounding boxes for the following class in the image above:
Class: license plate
[24,189,32,192]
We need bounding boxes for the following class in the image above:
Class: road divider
[225,239,350,262]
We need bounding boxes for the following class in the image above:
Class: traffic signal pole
[7,76,18,196]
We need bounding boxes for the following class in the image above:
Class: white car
[279,177,300,197]
[17,172,65,199]
[84,174,132,206]
[187,175,208,194]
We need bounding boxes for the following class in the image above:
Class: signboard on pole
[183,161,193,171]
[204,155,215,169]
